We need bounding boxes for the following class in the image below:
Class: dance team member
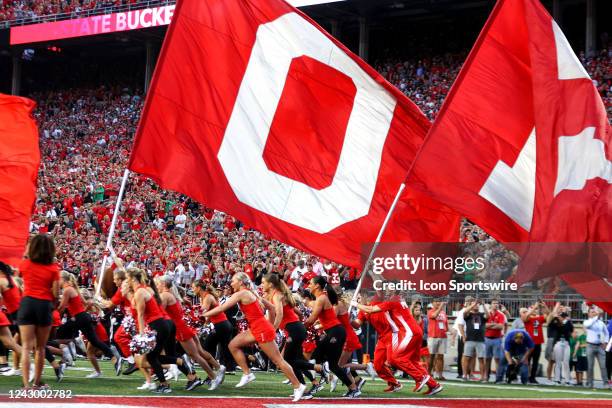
[155,275,225,390]
[0,262,23,373]
[305,276,360,398]
[58,271,122,376]
[203,272,306,402]
[128,268,196,393]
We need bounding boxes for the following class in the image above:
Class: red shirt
[19,260,60,301]
[485,309,506,338]
[427,309,448,338]
[524,315,545,345]
[357,299,392,342]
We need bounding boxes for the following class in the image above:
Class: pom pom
[129,330,157,354]
[121,314,137,336]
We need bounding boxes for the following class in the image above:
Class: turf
[0,359,610,399]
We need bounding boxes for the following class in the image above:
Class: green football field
[0,359,610,400]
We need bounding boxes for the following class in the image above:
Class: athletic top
[357,299,392,342]
[238,291,276,343]
[165,300,184,323]
[111,289,131,309]
[52,309,61,327]
[239,298,266,322]
[139,286,165,324]
[271,291,299,329]
[66,290,86,316]
[318,303,340,330]
[0,280,22,314]
[204,293,227,324]
[19,260,60,301]
[379,301,423,339]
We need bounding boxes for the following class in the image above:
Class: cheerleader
[333,292,377,392]
[305,276,360,398]
[58,271,122,376]
[192,280,234,372]
[78,289,112,378]
[16,234,61,388]
[203,272,306,402]
[261,273,327,395]
[127,268,195,394]
[154,276,225,390]
[0,262,23,372]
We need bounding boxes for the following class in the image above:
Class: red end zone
[1,396,610,408]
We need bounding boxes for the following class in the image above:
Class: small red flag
[0,93,40,265]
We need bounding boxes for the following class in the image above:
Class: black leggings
[284,322,317,385]
[606,350,612,381]
[204,320,233,367]
[147,319,191,383]
[74,312,113,359]
[315,324,351,388]
[528,344,542,381]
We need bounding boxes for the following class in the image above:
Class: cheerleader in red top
[154,276,225,390]
[193,280,234,370]
[16,234,61,389]
[58,271,121,377]
[261,273,327,395]
[79,289,111,378]
[203,272,306,402]
[0,262,23,369]
[334,293,377,392]
[305,276,359,398]
[127,268,196,394]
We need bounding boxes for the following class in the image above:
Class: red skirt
[249,317,276,344]
[0,311,10,327]
[343,330,362,352]
[174,320,196,342]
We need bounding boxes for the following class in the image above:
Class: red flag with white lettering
[407,0,610,289]
[129,0,459,268]
[0,94,40,265]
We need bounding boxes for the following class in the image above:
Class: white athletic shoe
[62,346,74,366]
[365,362,377,380]
[2,368,21,376]
[169,364,180,381]
[292,383,307,402]
[137,382,156,390]
[415,375,431,393]
[215,365,226,386]
[235,373,256,388]
[282,379,291,384]
[330,375,339,392]
[86,371,102,378]
[29,364,35,383]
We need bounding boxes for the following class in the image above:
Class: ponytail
[311,276,338,305]
[193,279,219,300]
[154,275,183,303]
[264,273,295,307]
[0,261,15,289]
[61,270,87,304]
[234,272,257,293]
[127,267,162,305]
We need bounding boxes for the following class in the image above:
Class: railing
[0,0,176,29]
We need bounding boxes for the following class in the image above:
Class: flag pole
[349,183,406,315]
[95,169,130,297]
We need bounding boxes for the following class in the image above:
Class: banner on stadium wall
[9,1,346,45]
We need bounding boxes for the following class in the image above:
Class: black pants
[74,312,113,359]
[284,322,317,385]
[147,319,190,383]
[606,350,612,381]
[204,320,234,368]
[315,324,351,388]
[529,343,542,381]
[457,337,464,376]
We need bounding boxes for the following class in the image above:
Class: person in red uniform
[0,262,23,365]
[58,271,122,377]
[522,300,550,384]
[305,276,360,398]
[193,280,235,371]
[353,297,443,396]
[128,268,194,394]
[154,275,224,390]
[262,273,326,397]
[16,234,61,388]
[203,272,306,402]
[352,292,401,392]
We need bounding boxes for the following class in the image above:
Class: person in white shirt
[175,208,187,234]
[290,260,306,292]
[451,295,473,379]
[583,307,610,389]
[174,262,185,286]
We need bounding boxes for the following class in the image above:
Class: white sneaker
[69,342,77,359]
[292,383,307,402]
[137,382,156,390]
[86,371,102,378]
[365,362,377,380]
[330,375,339,392]
[169,364,180,381]
[282,379,291,384]
[2,368,21,376]
[62,347,74,366]
[217,365,226,385]
[29,364,35,383]
[235,373,256,388]
[209,365,226,390]
[415,374,430,392]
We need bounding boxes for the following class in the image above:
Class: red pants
[387,333,437,388]
[373,339,398,385]
[114,325,132,358]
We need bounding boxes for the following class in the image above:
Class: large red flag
[129,0,459,268]
[408,0,610,290]
[0,94,40,265]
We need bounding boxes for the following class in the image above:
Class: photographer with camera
[495,330,534,385]
[522,299,550,384]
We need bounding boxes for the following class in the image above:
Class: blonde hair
[154,275,182,302]
[193,279,219,300]
[263,273,295,307]
[233,272,256,292]
[61,270,86,304]
[126,267,148,285]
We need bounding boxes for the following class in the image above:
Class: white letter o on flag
[218,13,397,233]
